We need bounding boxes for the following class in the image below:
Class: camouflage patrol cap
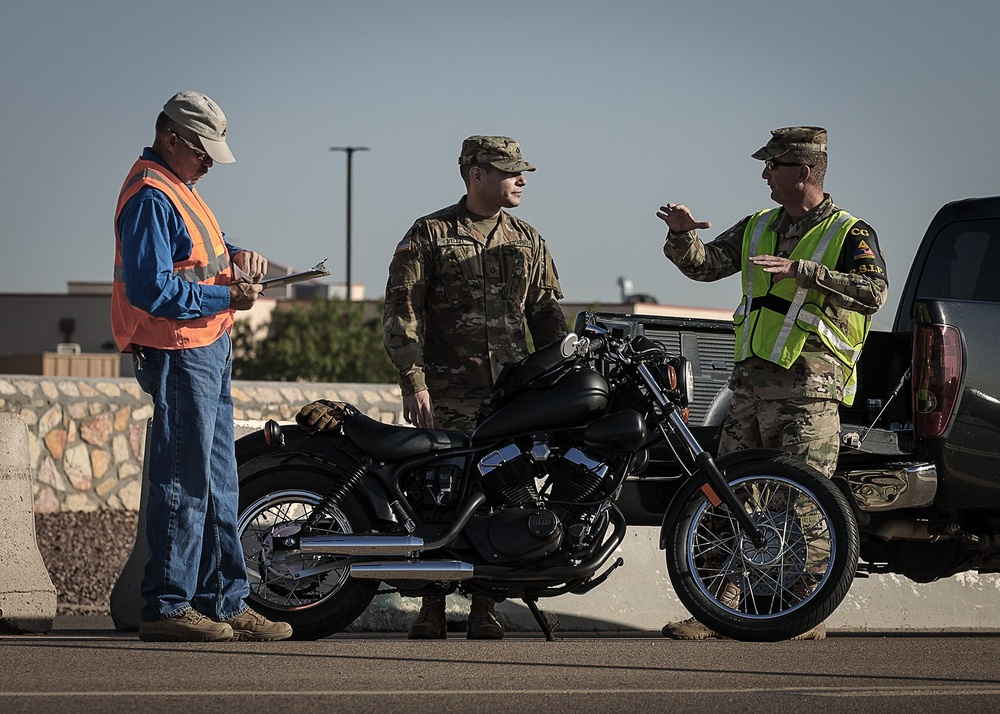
[751,126,828,160]
[459,135,536,172]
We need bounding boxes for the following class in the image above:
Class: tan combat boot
[467,595,503,640]
[661,617,826,640]
[408,595,447,639]
[661,580,739,640]
[660,616,720,640]
[226,607,293,641]
[138,608,233,642]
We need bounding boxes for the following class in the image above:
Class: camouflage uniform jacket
[384,196,566,399]
[663,195,889,402]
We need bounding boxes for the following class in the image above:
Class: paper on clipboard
[258,259,331,290]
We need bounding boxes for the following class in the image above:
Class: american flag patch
[394,237,411,254]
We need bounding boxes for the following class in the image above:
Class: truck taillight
[912,323,963,439]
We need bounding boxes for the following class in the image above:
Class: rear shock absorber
[304,459,369,528]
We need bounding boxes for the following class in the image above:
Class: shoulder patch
[394,237,411,254]
[854,239,875,259]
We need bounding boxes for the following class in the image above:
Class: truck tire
[664,455,858,641]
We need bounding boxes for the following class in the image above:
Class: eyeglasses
[171,131,211,162]
[764,159,806,170]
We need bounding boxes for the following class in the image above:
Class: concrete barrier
[0,413,57,633]
[493,528,1000,633]
[108,420,151,631]
[109,421,262,630]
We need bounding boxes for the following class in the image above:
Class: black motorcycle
[234,323,858,640]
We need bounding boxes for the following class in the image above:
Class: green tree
[232,297,397,383]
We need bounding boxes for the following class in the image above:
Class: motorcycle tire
[664,455,859,642]
[237,454,379,640]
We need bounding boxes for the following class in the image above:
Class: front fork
[636,361,767,548]
[664,409,768,548]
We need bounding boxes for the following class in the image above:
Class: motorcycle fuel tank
[473,367,610,442]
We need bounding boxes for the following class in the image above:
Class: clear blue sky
[2,0,998,326]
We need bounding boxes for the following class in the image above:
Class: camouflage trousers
[719,389,840,596]
[432,395,491,433]
[719,388,841,478]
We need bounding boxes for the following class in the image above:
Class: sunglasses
[764,159,807,170]
[171,131,211,162]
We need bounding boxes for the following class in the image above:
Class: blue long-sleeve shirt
[116,148,242,320]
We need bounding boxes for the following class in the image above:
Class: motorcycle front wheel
[237,454,379,640]
[664,455,858,641]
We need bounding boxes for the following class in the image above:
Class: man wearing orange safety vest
[113,91,290,643]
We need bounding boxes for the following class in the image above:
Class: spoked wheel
[664,455,858,641]
[237,455,378,640]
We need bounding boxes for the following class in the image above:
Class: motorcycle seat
[342,413,470,460]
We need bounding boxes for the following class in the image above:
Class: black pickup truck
[588,195,1000,584]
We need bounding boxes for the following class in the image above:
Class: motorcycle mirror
[560,333,581,358]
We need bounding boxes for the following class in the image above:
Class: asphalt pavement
[4,616,1000,713]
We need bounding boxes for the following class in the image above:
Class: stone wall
[0,376,402,513]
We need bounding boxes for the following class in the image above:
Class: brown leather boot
[407,596,447,639]
[467,595,503,640]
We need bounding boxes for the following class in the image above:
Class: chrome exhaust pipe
[300,534,424,556]
[299,493,486,556]
[349,561,475,581]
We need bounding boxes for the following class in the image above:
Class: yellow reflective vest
[733,208,871,406]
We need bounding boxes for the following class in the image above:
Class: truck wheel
[664,455,858,641]
[237,455,378,640]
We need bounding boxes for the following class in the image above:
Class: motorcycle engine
[468,442,611,563]
[478,443,540,506]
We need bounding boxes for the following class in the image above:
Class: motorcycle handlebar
[585,334,607,356]
[560,331,611,360]
[571,326,667,364]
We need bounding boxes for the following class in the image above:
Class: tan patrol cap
[751,126,828,160]
[459,135,535,172]
[163,91,236,164]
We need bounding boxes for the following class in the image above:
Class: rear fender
[236,424,392,521]
[236,423,362,469]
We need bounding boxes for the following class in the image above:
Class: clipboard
[258,259,331,290]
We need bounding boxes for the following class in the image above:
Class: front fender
[657,448,786,549]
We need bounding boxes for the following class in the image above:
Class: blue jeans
[133,332,249,622]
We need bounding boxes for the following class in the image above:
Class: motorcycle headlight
[657,358,692,423]
[668,356,694,408]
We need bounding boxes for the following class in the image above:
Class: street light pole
[329,145,369,302]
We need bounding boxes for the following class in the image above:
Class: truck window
[915,222,1000,303]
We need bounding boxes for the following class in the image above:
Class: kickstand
[524,598,557,641]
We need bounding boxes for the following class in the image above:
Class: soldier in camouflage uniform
[383,135,566,639]
[656,127,888,641]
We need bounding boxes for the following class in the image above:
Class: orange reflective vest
[112,158,233,352]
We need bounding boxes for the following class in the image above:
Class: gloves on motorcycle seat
[295,399,354,434]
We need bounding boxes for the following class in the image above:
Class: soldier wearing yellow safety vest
[655,126,888,642]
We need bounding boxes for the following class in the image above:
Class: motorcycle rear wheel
[238,454,378,640]
[664,455,858,641]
